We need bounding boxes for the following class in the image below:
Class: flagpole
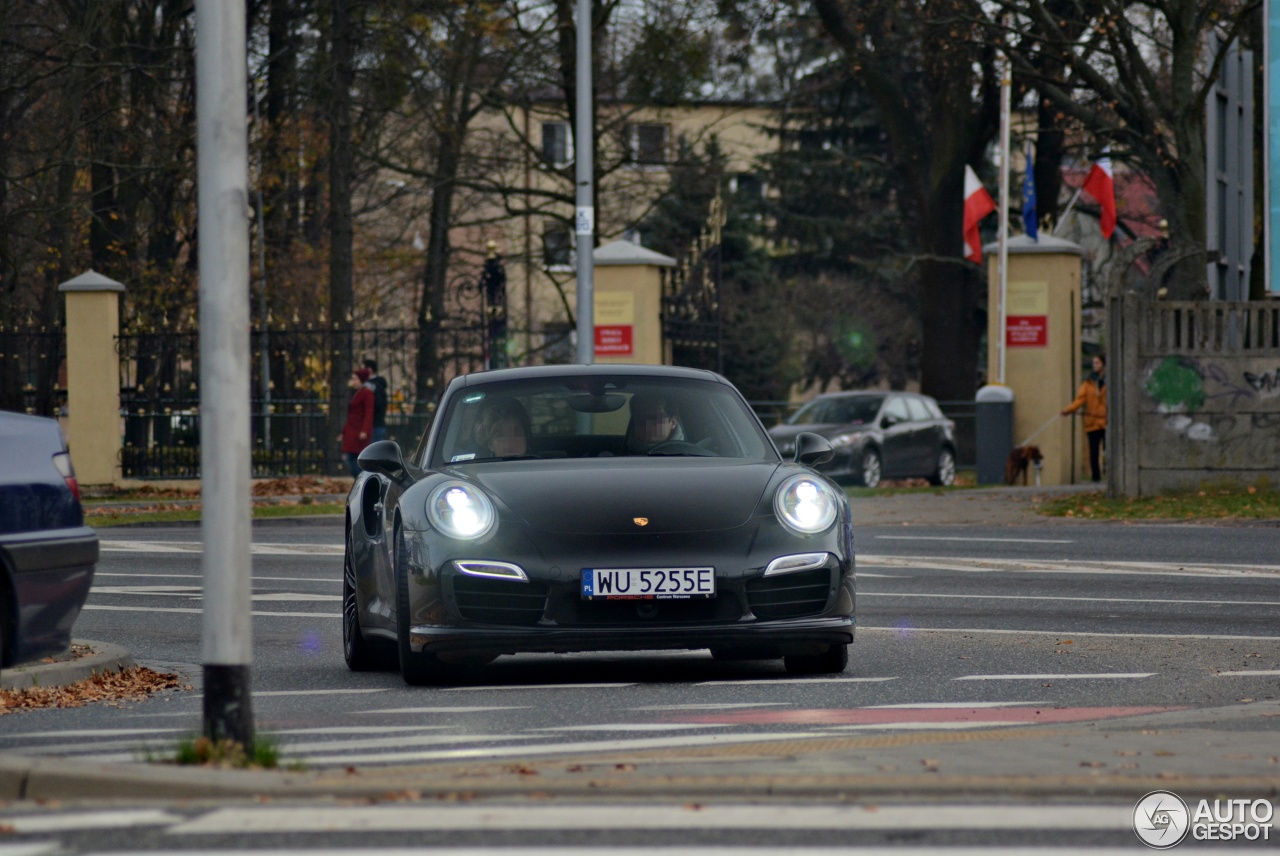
[996,51,1011,386]
[1054,185,1084,235]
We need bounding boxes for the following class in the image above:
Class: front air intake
[451,575,548,625]
[745,567,832,619]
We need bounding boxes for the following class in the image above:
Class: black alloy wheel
[929,448,956,487]
[343,525,396,671]
[783,642,850,675]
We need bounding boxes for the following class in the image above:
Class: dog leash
[1017,414,1061,447]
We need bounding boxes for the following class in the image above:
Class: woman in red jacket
[341,367,375,477]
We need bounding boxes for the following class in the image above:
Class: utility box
[591,239,675,365]
[975,384,1014,485]
[984,234,1084,485]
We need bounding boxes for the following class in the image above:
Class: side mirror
[880,414,900,429]
[794,432,834,467]
[358,440,411,485]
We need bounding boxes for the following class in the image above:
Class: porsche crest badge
[633,517,649,527]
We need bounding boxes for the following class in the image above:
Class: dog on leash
[1004,444,1044,485]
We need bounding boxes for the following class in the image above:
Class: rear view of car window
[882,397,910,423]
[790,396,881,426]
[904,397,931,422]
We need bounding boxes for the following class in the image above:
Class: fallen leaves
[0,667,184,714]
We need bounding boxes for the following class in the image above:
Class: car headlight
[426,481,496,540]
[829,433,862,448]
[774,474,839,535]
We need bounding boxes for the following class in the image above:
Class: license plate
[581,567,715,600]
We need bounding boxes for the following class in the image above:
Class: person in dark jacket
[341,367,376,477]
[362,358,388,441]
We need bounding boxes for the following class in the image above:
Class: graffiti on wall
[1144,356,1280,449]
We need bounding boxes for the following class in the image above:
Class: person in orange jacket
[1061,354,1107,482]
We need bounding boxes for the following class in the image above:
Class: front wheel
[855,449,882,488]
[393,528,453,686]
[343,528,396,671]
[784,643,849,675]
[928,448,956,487]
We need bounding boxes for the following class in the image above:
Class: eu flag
[1022,143,1038,241]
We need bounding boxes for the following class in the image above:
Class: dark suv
[767,392,957,487]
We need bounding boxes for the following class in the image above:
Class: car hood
[461,459,781,535]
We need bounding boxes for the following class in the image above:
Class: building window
[541,121,572,167]
[626,123,669,165]
[542,220,573,269]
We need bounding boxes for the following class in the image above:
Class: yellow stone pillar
[985,235,1085,485]
[591,239,676,365]
[58,270,124,487]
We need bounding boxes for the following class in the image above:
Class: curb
[0,751,1277,803]
[0,640,134,691]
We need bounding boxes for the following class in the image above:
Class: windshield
[429,375,778,467]
[788,395,883,427]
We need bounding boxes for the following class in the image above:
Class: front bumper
[409,614,855,656]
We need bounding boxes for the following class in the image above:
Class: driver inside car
[626,392,684,453]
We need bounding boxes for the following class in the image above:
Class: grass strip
[87,501,344,527]
[1037,487,1280,520]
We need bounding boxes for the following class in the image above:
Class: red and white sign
[1006,315,1048,347]
[595,325,633,356]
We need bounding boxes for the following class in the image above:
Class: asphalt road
[2,516,1278,852]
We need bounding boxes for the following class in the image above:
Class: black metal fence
[0,324,66,416]
[118,324,486,479]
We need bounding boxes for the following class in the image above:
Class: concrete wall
[1111,296,1280,494]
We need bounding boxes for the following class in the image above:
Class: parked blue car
[0,411,98,670]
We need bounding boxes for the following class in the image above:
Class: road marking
[1,810,182,833]
[275,733,536,755]
[255,689,389,697]
[1216,669,1280,676]
[697,677,896,686]
[167,804,1135,834]
[860,554,1280,579]
[0,728,186,739]
[954,673,1155,681]
[860,591,1280,607]
[358,706,529,714]
[99,540,343,556]
[672,706,1173,726]
[442,683,637,691]
[874,536,1075,544]
[632,703,788,711]
[91,586,339,602]
[866,701,1045,709]
[263,732,843,768]
[531,723,733,732]
[65,850,1251,856]
[861,625,1280,642]
[265,726,453,735]
[95,573,334,583]
[80,605,337,619]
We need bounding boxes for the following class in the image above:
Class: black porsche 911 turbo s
[343,365,855,685]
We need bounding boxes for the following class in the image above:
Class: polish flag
[963,165,996,263]
[1082,150,1116,239]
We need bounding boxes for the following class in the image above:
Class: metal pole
[574,0,594,364]
[996,51,1012,385]
[196,0,255,750]
[252,77,271,452]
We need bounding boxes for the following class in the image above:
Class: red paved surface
[672,706,1179,726]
